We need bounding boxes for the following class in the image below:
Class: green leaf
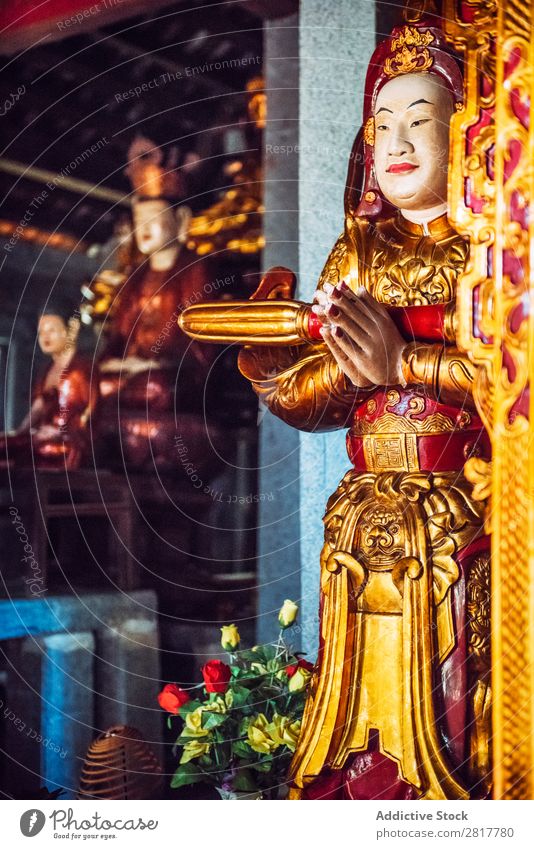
[238,649,262,663]
[229,684,252,708]
[202,711,228,731]
[166,716,173,730]
[217,740,233,764]
[262,644,278,662]
[238,717,252,735]
[171,763,207,789]
[250,757,273,773]
[233,767,258,792]
[232,740,253,759]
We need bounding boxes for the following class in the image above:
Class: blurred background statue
[93,136,220,473]
[0,301,98,470]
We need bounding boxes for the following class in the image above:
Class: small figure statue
[1,303,98,470]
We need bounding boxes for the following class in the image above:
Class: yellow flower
[268,714,302,752]
[184,707,209,737]
[221,624,240,651]
[278,599,298,629]
[205,696,227,714]
[180,739,211,764]
[288,667,312,693]
[247,713,279,754]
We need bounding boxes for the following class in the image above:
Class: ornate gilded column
[444,0,534,799]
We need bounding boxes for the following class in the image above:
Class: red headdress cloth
[345,21,464,220]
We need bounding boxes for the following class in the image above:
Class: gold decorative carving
[289,468,484,799]
[467,555,491,673]
[363,117,375,146]
[467,554,492,794]
[368,228,468,307]
[187,78,264,256]
[384,46,433,77]
[353,391,468,440]
[357,412,456,434]
[384,27,435,78]
[363,432,420,472]
[354,411,457,436]
[391,25,435,51]
[444,0,534,799]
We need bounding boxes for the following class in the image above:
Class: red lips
[386,162,418,174]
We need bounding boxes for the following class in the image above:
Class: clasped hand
[313,280,406,388]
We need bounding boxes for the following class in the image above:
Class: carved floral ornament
[363,117,375,146]
[372,256,459,306]
[383,26,435,77]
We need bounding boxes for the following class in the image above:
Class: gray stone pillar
[95,615,161,758]
[298,1,375,655]
[256,13,301,647]
[40,631,95,798]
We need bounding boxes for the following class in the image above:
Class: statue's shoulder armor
[318,231,351,290]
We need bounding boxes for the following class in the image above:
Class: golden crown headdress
[383,25,434,77]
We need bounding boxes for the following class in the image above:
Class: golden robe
[239,212,491,800]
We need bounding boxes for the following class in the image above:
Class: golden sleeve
[401,341,477,411]
[238,234,372,432]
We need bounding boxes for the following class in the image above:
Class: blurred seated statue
[94,136,220,473]
[0,303,98,470]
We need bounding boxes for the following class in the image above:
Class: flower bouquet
[158,600,313,799]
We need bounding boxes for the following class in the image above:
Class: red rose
[202,659,231,694]
[286,658,314,678]
[157,683,190,714]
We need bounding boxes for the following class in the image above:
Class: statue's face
[38,314,68,356]
[132,198,176,255]
[373,72,454,212]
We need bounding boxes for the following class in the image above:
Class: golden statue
[181,19,492,800]
[243,26,492,798]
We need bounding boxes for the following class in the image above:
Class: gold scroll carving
[443,0,534,799]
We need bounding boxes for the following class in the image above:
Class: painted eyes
[375,118,431,131]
